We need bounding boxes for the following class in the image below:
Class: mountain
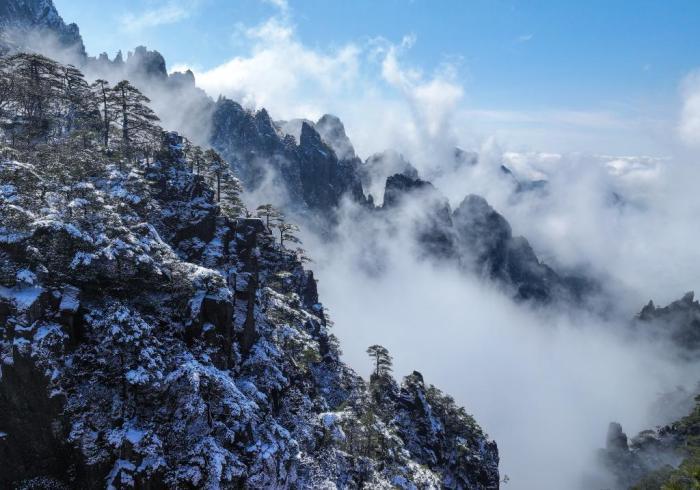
[209,99,596,302]
[0,0,597,306]
[600,397,700,489]
[637,291,700,358]
[211,99,367,217]
[0,48,499,489]
[0,0,86,58]
[597,293,700,489]
[380,172,595,303]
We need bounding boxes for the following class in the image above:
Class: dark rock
[300,270,319,309]
[635,291,700,356]
[0,349,74,486]
[0,0,87,58]
[315,114,356,161]
[211,99,366,217]
[169,69,196,89]
[606,422,629,451]
[126,46,167,81]
[58,285,81,341]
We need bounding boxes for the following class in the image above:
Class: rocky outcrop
[364,150,420,203]
[636,292,700,357]
[314,114,356,161]
[382,174,457,259]
[599,414,693,489]
[125,45,167,81]
[211,99,367,215]
[0,0,86,58]
[453,195,566,301]
[381,173,593,303]
[0,97,498,486]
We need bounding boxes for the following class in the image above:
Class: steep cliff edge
[0,55,499,488]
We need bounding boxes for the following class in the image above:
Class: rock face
[393,372,500,489]
[315,113,356,161]
[597,296,700,489]
[0,52,499,486]
[452,195,571,302]
[382,174,457,260]
[381,173,593,303]
[599,406,699,489]
[211,100,367,215]
[637,291,700,357]
[0,0,86,57]
[211,99,594,303]
[361,149,419,203]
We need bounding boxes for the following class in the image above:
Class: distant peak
[315,113,356,160]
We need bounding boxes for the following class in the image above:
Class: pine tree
[276,222,300,249]
[204,148,228,202]
[111,80,159,167]
[256,203,282,229]
[219,172,245,218]
[58,63,94,136]
[0,59,15,124]
[190,145,204,174]
[3,53,64,144]
[90,79,115,148]
[366,345,392,378]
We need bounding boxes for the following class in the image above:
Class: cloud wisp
[120,1,200,32]
[164,7,700,489]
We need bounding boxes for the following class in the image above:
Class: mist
[11,8,700,488]
[173,8,700,488]
[298,197,699,489]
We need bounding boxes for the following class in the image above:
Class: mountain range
[1,1,699,488]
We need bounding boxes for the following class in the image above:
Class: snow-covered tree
[111,80,159,167]
[367,344,393,378]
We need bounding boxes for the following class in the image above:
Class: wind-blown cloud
[679,70,700,146]
[194,17,361,119]
[261,0,289,12]
[120,1,199,32]
[178,7,700,489]
[188,14,468,170]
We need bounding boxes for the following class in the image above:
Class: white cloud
[178,8,700,489]
[120,1,199,32]
[516,33,534,43]
[193,16,361,120]
[679,70,700,146]
[261,0,289,12]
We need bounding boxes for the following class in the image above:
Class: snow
[0,285,43,311]
[15,268,36,285]
[70,251,93,269]
[59,287,80,312]
[125,428,146,445]
[34,324,64,342]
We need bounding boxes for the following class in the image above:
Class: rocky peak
[315,114,356,160]
[362,150,419,203]
[635,291,700,357]
[382,173,437,209]
[0,0,71,33]
[0,0,86,58]
[126,45,167,81]
[453,195,513,255]
[299,121,326,152]
[606,422,629,451]
[168,69,196,89]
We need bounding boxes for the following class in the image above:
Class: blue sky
[53,0,700,156]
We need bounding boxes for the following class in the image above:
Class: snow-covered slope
[0,55,499,487]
